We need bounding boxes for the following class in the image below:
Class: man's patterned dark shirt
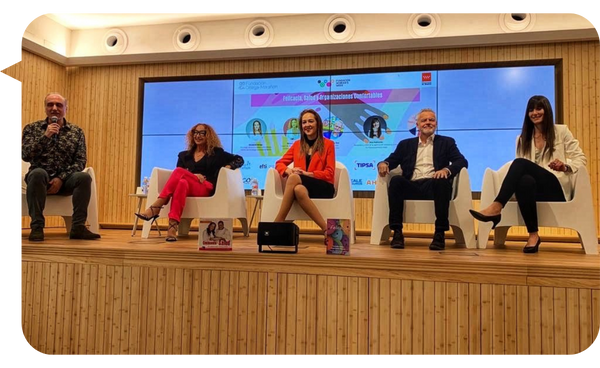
[22,119,87,181]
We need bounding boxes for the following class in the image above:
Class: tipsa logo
[422,73,432,85]
[317,79,332,88]
[354,161,375,170]
[242,161,251,169]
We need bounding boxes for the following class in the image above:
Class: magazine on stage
[199,218,233,251]
[325,219,351,255]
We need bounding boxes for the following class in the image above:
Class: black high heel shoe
[135,205,162,221]
[469,209,501,229]
[523,236,541,253]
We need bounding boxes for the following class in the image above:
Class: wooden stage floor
[19,229,600,271]
[21,229,600,355]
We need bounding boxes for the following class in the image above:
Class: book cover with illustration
[325,219,351,255]
[198,218,233,251]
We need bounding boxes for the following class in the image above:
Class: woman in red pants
[135,123,244,241]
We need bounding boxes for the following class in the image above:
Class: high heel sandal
[166,220,179,242]
[135,205,162,221]
[469,209,501,229]
[523,236,541,254]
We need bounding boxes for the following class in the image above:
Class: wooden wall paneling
[592,290,600,346]
[22,262,34,348]
[19,257,600,355]
[593,42,600,214]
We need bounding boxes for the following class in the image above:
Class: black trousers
[26,168,92,230]
[388,176,453,233]
[494,158,565,233]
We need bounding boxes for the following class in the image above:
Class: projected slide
[231,72,436,190]
[141,80,235,183]
[140,64,556,192]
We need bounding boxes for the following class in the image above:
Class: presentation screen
[140,65,555,192]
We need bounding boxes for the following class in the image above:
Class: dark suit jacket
[383,135,468,180]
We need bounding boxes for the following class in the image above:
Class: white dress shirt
[411,134,436,181]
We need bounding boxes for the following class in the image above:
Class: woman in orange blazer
[274,108,336,237]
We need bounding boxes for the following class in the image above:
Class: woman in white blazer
[469,95,587,253]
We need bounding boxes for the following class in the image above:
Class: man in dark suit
[377,108,468,250]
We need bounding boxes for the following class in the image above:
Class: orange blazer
[275,138,336,185]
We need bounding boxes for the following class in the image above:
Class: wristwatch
[564,164,572,173]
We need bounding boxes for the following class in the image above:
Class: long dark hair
[206,222,217,237]
[517,95,556,159]
[369,118,382,138]
[299,109,326,156]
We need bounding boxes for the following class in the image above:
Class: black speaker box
[257,222,299,253]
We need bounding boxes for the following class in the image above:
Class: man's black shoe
[390,231,405,249]
[69,225,101,240]
[429,231,446,250]
[28,228,44,242]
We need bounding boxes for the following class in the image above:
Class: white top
[516,125,587,200]
[215,228,231,241]
[411,134,435,181]
[202,229,216,242]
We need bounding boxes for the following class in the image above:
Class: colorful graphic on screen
[140,65,555,191]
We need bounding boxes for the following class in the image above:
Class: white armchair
[141,167,249,239]
[260,161,356,243]
[370,167,476,248]
[21,161,99,233]
[477,161,598,254]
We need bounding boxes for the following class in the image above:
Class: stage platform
[22,229,600,355]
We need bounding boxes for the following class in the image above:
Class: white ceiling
[45,13,295,30]
[24,13,598,67]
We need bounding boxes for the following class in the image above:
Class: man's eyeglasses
[192,130,207,136]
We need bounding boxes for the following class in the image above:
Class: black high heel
[135,205,162,221]
[469,209,501,229]
[523,236,541,253]
[166,219,179,242]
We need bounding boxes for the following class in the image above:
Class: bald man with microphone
[22,93,101,241]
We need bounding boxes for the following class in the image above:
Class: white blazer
[515,124,587,200]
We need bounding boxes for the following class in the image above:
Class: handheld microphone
[50,116,59,141]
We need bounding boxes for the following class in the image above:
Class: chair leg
[477,222,494,249]
[577,227,599,255]
[451,225,466,247]
[238,218,250,237]
[62,216,73,234]
[141,220,152,239]
[370,221,389,245]
[178,219,192,236]
[465,230,477,249]
[493,226,510,246]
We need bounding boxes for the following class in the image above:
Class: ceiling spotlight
[499,10,536,32]
[510,10,529,22]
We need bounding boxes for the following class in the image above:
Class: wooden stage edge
[21,229,600,355]
[22,229,600,289]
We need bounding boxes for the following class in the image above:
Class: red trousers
[159,167,214,222]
